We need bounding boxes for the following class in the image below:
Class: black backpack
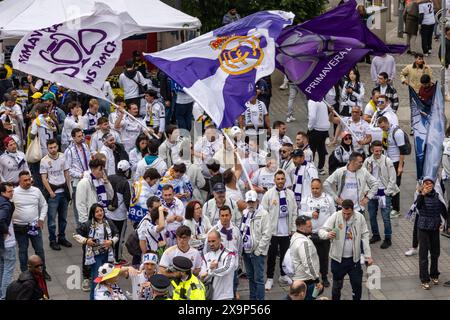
[393,126,412,155]
[125,217,151,256]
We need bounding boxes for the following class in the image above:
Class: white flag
[11,3,143,99]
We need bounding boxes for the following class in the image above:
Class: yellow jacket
[400,63,433,93]
[171,274,206,300]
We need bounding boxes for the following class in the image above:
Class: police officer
[149,274,172,300]
[170,256,206,300]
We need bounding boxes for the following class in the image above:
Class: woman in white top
[223,167,247,211]
[129,134,150,179]
[340,68,365,117]
[183,200,211,251]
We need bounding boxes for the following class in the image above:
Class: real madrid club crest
[209,35,264,76]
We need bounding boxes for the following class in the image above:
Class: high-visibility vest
[171,275,206,300]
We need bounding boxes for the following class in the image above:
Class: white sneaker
[265,278,274,291]
[390,210,400,218]
[405,248,418,256]
[279,83,288,90]
[279,275,293,285]
[286,116,292,123]
[290,116,296,121]
[82,279,91,292]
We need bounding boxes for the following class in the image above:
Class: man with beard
[295,131,313,163]
[0,136,29,185]
[99,133,129,176]
[115,103,150,153]
[279,143,295,173]
[268,121,292,163]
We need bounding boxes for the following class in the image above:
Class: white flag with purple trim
[144,11,294,128]
[11,3,143,99]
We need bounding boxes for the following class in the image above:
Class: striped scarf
[293,163,306,206]
[278,188,288,218]
[91,174,108,209]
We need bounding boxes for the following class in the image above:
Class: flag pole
[221,129,255,191]
[322,99,360,141]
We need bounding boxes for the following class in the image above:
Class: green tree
[181,0,327,33]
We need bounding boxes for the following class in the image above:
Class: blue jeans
[368,197,392,240]
[13,225,45,272]
[90,252,109,300]
[174,102,193,132]
[29,161,43,191]
[47,193,69,242]
[72,185,80,227]
[243,252,265,300]
[0,246,16,299]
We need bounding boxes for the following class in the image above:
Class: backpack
[125,217,151,256]
[281,236,302,278]
[393,126,412,155]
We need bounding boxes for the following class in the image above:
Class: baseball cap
[422,176,435,184]
[229,126,242,139]
[245,190,258,202]
[142,253,158,265]
[42,92,56,101]
[291,148,304,158]
[117,160,131,172]
[340,131,351,139]
[31,92,43,99]
[212,182,226,193]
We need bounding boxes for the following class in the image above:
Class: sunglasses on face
[377,101,385,104]
[343,136,352,140]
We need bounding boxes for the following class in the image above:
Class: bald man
[285,280,307,300]
[5,255,49,300]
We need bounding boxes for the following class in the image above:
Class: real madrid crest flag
[144,11,294,128]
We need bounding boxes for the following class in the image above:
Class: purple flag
[276,0,407,101]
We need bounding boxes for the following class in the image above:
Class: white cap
[142,253,158,265]
[230,126,242,138]
[117,160,131,172]
[245,190,258,202]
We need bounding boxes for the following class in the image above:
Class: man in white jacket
[290,215,323,300]
[261,170,297,290]
[240,190,271,300]
[301,179,335,288]
[200,230,236,300]
[363,141,400,249]
[324,152,378,213]
[318,199,373,300]
[289,149,318,209]
[75,158,114,224]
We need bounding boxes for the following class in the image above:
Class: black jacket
[108,174,131,211]
[5,271,45,300]
[417,190,447,231]
[0,195,14,252]
[113,143,129,171]
[76,218,119,239]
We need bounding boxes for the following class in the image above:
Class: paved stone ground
[12,11,450,300]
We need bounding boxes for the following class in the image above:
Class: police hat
[149,274,171,292]
[172,256,193,272]
[291,148,304,158]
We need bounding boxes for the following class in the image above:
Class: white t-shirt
[226,181,245,203]
[159,245,202,271]
[244,100,267,132]
[30,119,54,157]
[130,271,154,300]
[120,116,144,153]
[342,117,371,152]
[387,126,405,163]
[251,167,276,201]
[419,2,435,25]
[4,221,16,248]
[40,153,68,193]
[343,221,354,258]
[137,218,164,252]
[340,171,359,205]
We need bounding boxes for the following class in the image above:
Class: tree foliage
[181,0,328,33]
